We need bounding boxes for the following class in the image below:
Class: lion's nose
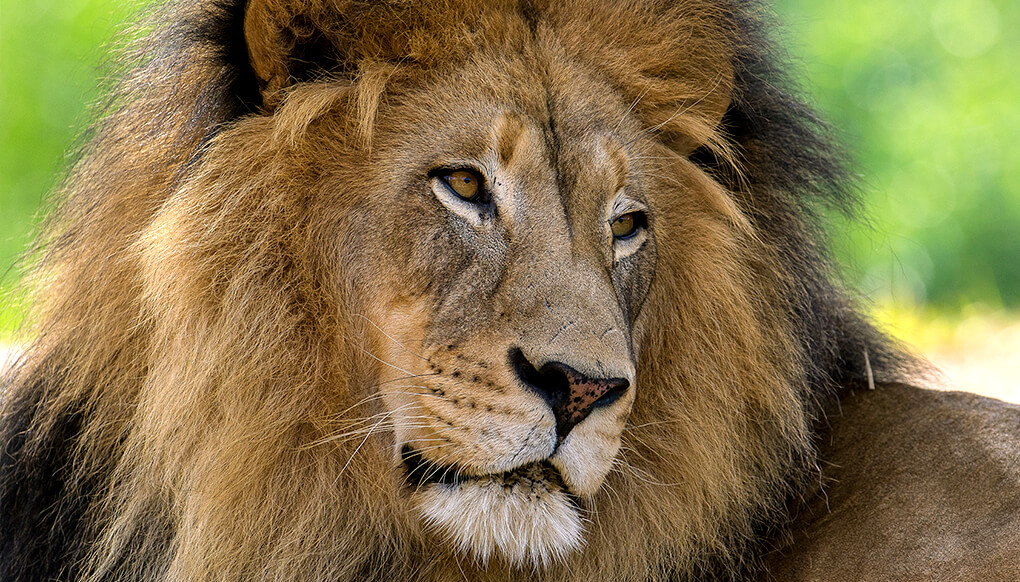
[510,348,630,438]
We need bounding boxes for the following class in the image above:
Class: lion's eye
[441,170,482,201]
[610,212,645,240]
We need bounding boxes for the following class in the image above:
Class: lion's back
[763,384,1020,581]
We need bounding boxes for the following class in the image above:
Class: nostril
[509,347,631,438]
[593,378,630,409]
[509,348,570,408]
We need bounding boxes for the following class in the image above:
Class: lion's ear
[244,0,347,109]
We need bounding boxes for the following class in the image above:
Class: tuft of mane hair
[0,1,914,581]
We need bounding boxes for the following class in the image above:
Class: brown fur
[0,1,920,581]
[761,385,1020,581]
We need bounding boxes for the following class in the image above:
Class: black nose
[509,348,630,438]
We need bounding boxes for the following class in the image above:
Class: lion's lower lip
[400,445,566,491]
[402,445,463,487]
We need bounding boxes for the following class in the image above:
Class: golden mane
[0,1,910,580]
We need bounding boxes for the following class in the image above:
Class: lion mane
[0,1,912,581]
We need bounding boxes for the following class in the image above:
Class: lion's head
[0,1,907,580]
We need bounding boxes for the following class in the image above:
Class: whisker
[332,403,417,482]
[614,450,685,487]
[356,345,418,377]
[626,418,687,430]
[354,313,429,361]
[321,391,392,421]
[371,372,439,388]
[403,450,460,490]
[614,85,651,134]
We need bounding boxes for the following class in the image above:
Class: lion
[1,0,1018,580]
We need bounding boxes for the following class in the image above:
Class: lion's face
[4,0,894,579]
[113,1,800,575]
[350,55,659,565]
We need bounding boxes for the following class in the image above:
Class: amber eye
[441,170,482,201]
[611,212,645,240]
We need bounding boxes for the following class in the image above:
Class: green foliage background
[1,0,1018,335]
[774,0,1019,309]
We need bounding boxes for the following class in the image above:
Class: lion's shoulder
[762,384,1020,581]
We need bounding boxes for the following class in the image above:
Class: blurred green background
[1,0,1018,341]
[774,0,1019,312]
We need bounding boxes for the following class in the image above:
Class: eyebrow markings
[606,140,630,193]
[495,115,527,167]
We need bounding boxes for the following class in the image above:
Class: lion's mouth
[401,444,586,565]
[401,445,571,495]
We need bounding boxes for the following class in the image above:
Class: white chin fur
[549,421,621,497]
[416,466,584,568]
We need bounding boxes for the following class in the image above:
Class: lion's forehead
[367,5,733,172]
